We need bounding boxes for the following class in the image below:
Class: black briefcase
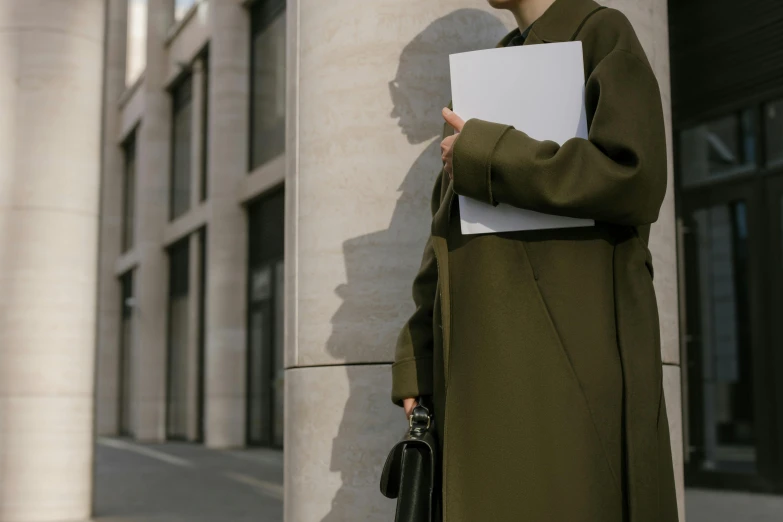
[380,397,438,522]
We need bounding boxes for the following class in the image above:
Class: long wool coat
[390,0,680,521]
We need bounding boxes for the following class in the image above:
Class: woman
[390,0,680,520]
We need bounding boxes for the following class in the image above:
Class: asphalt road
[93,438,283,522]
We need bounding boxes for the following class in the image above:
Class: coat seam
[485,126,513,206]
[517,240,623,497]
[431,236,452,522]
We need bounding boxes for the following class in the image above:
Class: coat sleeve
[451,48,667,227]
[390,171,443,406]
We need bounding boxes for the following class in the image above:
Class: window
[121,131,137,252]
[680,109,758,187]
[171,75,193,220]
[119,271,135,436]
[126,0,147,85]
[250,0,286,170]
[765,99,783,169]
[247,188,285,447]
[167,239,190,440]
[175,0,198,21]
[200,51,209,201]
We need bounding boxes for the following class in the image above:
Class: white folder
[449,41,595,235]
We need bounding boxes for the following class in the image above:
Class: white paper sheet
[449,41,595,234]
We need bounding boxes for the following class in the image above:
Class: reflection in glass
[248,303,270,444]
[246,189,285,447]
[126,0,147,85]
[171,77,193,220]
[122,132,137,252]
[250,0,286,169]
[119,272,135,436]
[248,265,272,446]
[680,110,757,187]
[765,99,783,168]
[167,241,190,440]
[689,201,755,473]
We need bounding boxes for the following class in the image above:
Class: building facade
[96,0,287,448]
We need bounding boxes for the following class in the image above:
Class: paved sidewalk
[686,488,783,522]
[94,438,283,522]
[95,439,783,522]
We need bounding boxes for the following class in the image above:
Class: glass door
[119,271,135,436]
[682,179,777,486]
[246,188,285,447]
[166,239,191,440]
[766,175,783,484]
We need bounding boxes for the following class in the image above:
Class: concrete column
[0,1,105,520]
[204,0,250,448]
[285,1,684,521]
[134,0,175,442]
[96,0,130,438]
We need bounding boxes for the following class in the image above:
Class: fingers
[442,107,465,132]
[403,398,418,418]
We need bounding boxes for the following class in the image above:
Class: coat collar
[497,0,603,46]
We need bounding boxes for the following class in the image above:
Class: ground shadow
[320,9,509,521]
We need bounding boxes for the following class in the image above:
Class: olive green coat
[390,0,679,521]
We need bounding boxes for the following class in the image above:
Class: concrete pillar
[204,0,250,448]
[96,0,130,438]
[134,0,175,442]
[284,1,684,521]
[0,1,105,520]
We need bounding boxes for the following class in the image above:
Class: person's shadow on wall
[320,9,509,522]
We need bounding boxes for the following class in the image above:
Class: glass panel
[126,0,147,86]
[167,241,190,439]
[120,313,134,435]
[167,294,190,439]
[175,0,198,21]
[122,133,136,252]
[200,53,209,201]
[273,260,285,447]
[250,3,286,169]
[680,109,757,187]
[688,200,755,473]
[171,78,193,219]
[248,263,273,448]
[765,99,783,168]
[119,272,135,436]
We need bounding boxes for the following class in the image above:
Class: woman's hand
[403,397,418,419]
[441,107,465,180]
